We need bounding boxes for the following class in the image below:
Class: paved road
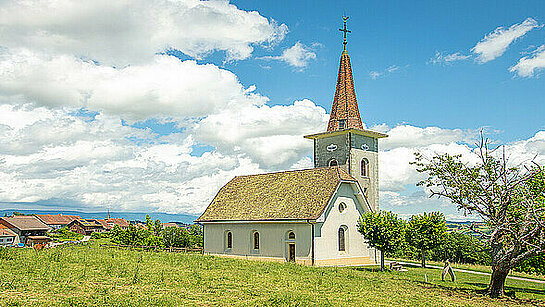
[395,261,545,284]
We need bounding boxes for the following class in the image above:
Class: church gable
[317,181,370,224]
[196,166,357,222]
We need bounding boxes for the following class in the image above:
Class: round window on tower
[338,202,347,213]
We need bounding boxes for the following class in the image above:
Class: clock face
[361,144,369,151]
[327,144,338,152]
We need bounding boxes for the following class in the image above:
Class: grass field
[389,258,545,281]
[1,242,544,306]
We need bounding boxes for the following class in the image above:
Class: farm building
[96,218,130,231]
[0,224,19,246]
[68,219,104,235]
[0,216,51,245]
[35,214,81,230]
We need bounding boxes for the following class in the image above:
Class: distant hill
[0,209,198,224]
[446,221,488,236]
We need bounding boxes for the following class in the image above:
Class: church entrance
[288,243,295,262]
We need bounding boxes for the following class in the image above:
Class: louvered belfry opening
[326,50,364,132]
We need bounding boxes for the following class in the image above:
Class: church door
[288,243,295,262]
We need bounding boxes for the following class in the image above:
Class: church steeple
[326,17,364,132]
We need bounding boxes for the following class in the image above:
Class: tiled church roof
[196,166,357,222]
[327,50,364,132]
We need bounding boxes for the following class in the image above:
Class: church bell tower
[304,17,387,212]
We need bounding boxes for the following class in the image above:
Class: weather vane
[339,16,351,50]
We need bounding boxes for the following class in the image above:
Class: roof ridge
[234,166,340,178]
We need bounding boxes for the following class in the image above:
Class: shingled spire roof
[326,17,363,132]
[326,49,364,132]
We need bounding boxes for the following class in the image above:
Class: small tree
[153,219,162,237]
[413,136,545,297]
[358,211,406,271]
[406,212,447,268]
[162,226,190,248]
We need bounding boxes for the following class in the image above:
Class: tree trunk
[487,266,509,298]
[380,250,385,271]
[421,249,426,268]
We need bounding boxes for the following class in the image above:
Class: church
[196,19,388,266]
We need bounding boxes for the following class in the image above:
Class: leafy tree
[358,211,406,271]
[406,212,447,268]
[413,136,545,297]
[145,215,153,232]
[162,226,190,248]
[153,219,162,237]
[144,235,164,247]
[188,224,203,248]
[110,224,150,246]
[433,232,490,265]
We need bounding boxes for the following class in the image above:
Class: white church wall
[203,222,313,263]
[314,183,377,266]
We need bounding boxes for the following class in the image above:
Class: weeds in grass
[0,243,542,306]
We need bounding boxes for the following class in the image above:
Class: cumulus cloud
[0,105,267,214]
[428,51,471,65]
[194,99,328,168]
[0,50,267,120]
[471,18,541,63]
[0,98,328,214]
[0,0,288,65]
[377,125,545,219]
[378,125,477,150]
[260,42,317,69]
[1,103,543,219]
[509,45,545,77]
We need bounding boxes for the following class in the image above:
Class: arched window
[339,119,346,129]
[288,231,295,240]
[253,232,260,250]
[338,202,346,213]
[226,231,232,249]
[338,227,346,251]
[329,159,338,167]
[361,158,369,177]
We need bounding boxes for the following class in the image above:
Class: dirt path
[395,261,545,284]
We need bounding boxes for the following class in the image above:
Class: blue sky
[0,0,544,221]
[222,0,545,141]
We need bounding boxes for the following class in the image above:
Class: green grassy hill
[1,242,542,306]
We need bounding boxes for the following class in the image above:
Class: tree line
[109,215,203,248]
[359,210,544,273]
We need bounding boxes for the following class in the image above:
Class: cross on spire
[339,16,351,50]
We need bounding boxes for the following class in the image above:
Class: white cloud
[0,0,288,65]
[0,98,328,214]
[376,125,545,219]
[509,45,545,77]
[194,99,328,168]
[379,125,477,150]
[0,105,267,214]
[0,103,543,219]
[260,42,316,69]
[369,65,405,79]
[471,18,540,63]
[428,51,471,65]
[0,50,267,120]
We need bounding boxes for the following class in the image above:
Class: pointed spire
[327,18,363,132]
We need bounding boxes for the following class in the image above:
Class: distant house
[0,216,51,245]
[67,219,104,235]
[0,224,19,246]
[162,222,179,229]
[35,214,81,230]
[96,218,130,231]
